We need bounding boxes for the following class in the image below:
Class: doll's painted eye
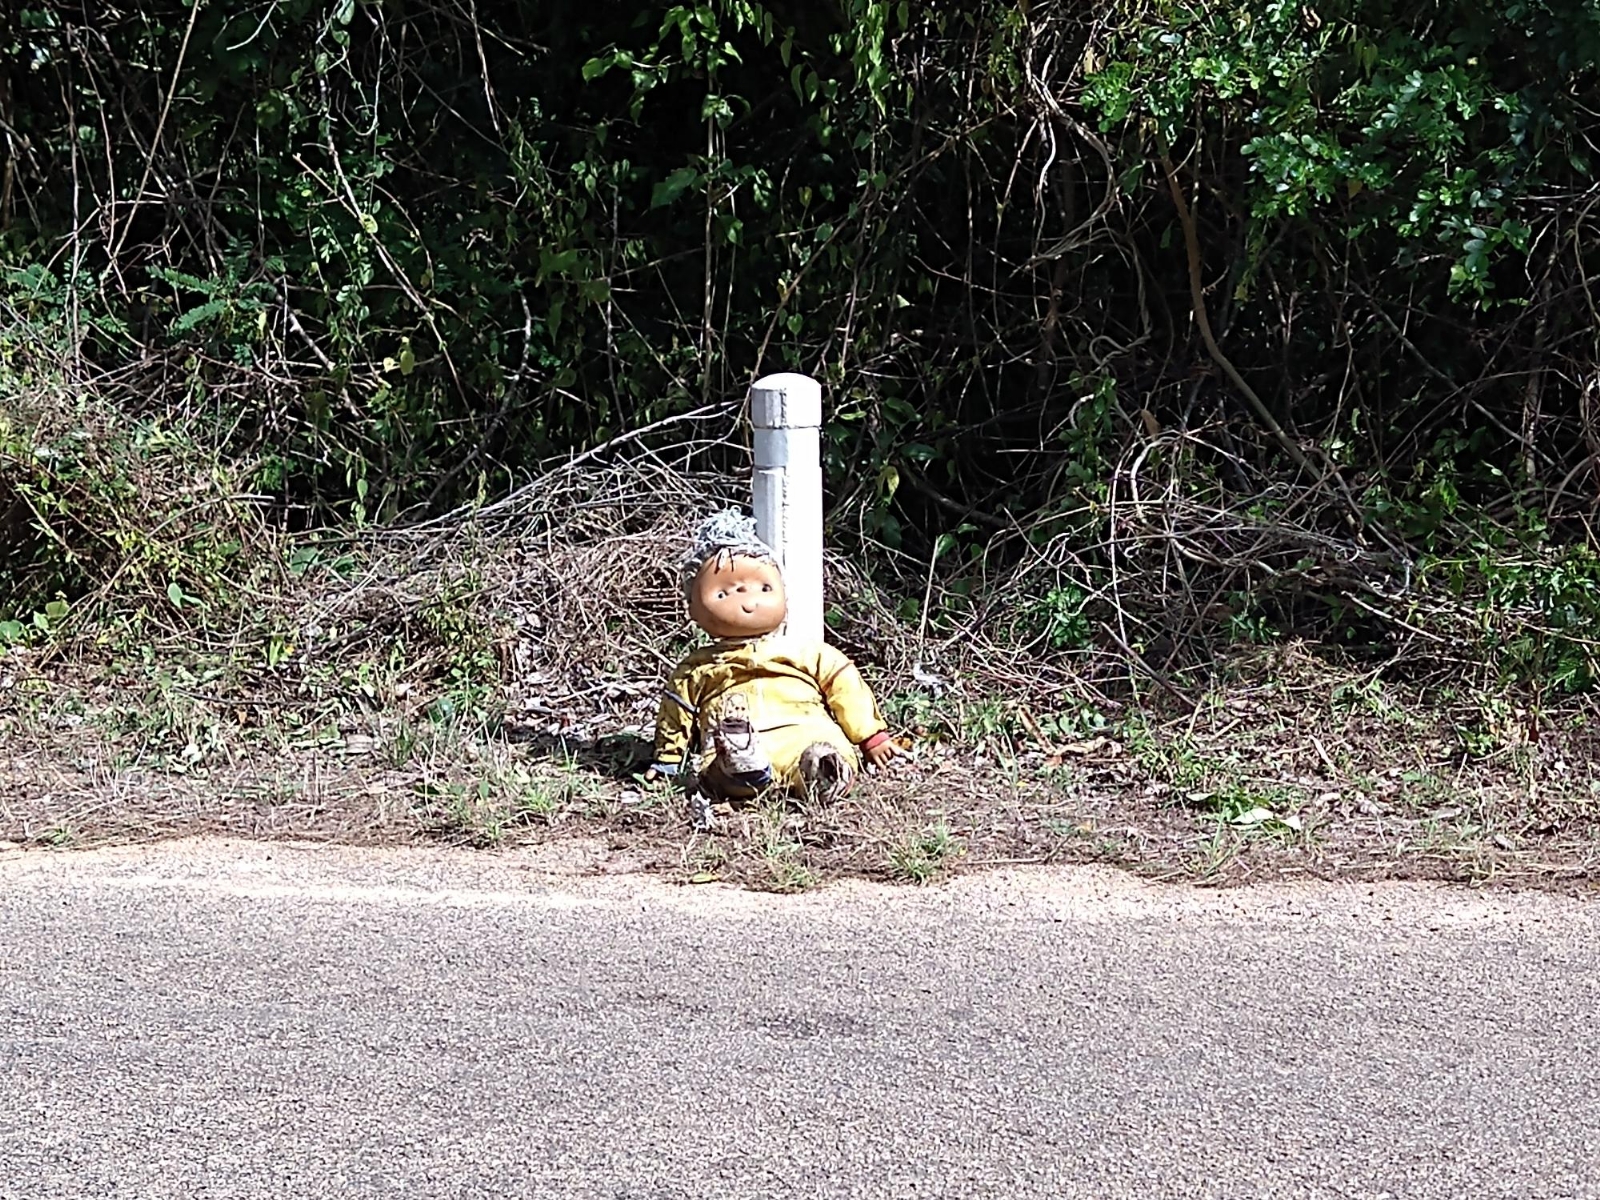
[761,584,773,592]
[715,590,727,600]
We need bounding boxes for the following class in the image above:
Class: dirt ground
[5,644,1599,895]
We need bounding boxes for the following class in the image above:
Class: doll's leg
[705,693,773,796]
[798,741,856,805]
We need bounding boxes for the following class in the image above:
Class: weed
[1332,677,1408,723]
[1226,605,1279,646]
[1206,779,1302,824]
[1412,814,1484,857]
[1395,768,1455,811]
[883,689,948,740]
[1032,702,1111,743]
[960,698,1014,745]
[383,721,423,768]
[686,837,730,876]
[1189,823,1245,880]
[1021,584,1092,652]
[414,779,504,846]
[33,824,77,849]
[411,751,601,845]
[888,821,963,884]
[418,569,507,733]
[1131,728,1307,824]
[1095,832,1134,860]
[93,672,233,774]
[1043,816,1090,840]
[751,800,819,892]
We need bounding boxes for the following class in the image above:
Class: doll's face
[688,553,786,639]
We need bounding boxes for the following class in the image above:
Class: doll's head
[680,510,787,640]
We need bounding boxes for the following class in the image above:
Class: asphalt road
[2,840,1598,1199]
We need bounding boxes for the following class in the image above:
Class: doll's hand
[861,734,902,769]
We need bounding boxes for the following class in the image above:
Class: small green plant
[34,824,77,848]
[383,721,423,768]
[1032,702,1111,743]
[753,801,820,893]
[413,779,505,846]
[1189,824,1243,880]
[1132,730,1305,825]
[417,570,507,733]
[959,697,1015,746]
[1396,768,1456,812]
[1226,606,1278,646]
[505,760,596,822]
[1332,678,1407,723]
[882,689,946,739]
[1023,584,1092,652]
[888,821,962,884]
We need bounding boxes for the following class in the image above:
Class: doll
[649,511,900,819]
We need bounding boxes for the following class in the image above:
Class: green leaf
[650,166,701,209]
[167,581,185,608]
[878,465,900,503]
[171,298,229,333]
[538,248,582,281]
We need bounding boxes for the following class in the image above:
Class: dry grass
[6,633,1600,894]
[3,444,1600,894]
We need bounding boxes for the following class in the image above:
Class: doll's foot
[712,694,771,784]
[798,743,854,806]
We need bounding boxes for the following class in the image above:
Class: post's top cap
[749,373,822,427]
[751,371,821,392]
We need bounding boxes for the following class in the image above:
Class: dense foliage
[6,0,1600,684]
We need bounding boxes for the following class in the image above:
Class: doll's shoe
[799,743,853,806]
[711,694,769,779]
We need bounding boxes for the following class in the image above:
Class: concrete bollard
[750,372,825,644]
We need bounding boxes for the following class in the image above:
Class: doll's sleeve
[652,660,698,773]
[814,644,888,746]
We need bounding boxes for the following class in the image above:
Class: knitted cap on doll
[679,509,779,598]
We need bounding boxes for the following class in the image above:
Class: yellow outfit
[653,634,888,793]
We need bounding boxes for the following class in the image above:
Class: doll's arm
[651,662,698,775]
[814,645,895,762]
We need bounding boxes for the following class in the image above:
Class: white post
[750,372,825,644]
